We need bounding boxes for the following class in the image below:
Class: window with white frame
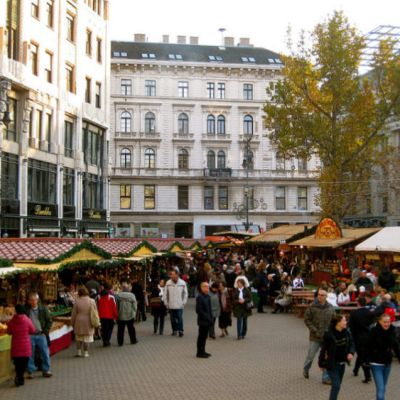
[120,111,131,132]
[217,83,225,99]
[121,79,132,95]
[178,113,189,134]
[145,112,156,134]
[145,80,156,96]
[243,83,253,100]
[207,82,215,99]
[275,186,286,210]
[217,115,225,135]
[217,150,226,168]
[178,81,188,97]
[207,150,215,169]
[120,148,132,168]
[144,148,156,168]
[297,187,308,210]
[243,115,253,135]
[207,115,215,135]
[178,148,189,169]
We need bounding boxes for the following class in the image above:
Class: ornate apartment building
[110,35,320,239]
[0,0,110,237]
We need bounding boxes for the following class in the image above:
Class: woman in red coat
[98,286,118,347]
[7,304,36,386]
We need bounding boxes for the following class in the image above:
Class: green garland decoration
[35,240,112,264]
[114,240,158,258]
[166,241,185,252]
[0,258,13,268]
[190,241,203,250]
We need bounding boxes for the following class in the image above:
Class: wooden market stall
[289,218,380,285]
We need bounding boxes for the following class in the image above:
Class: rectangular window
[45,113,52,151]
[121,79,132,95]
[275,186,286,210]
[6,0,20,61]
[31,0,39,18]
[66,12,75,42]
[83,123,103,165]
[204,186,214,210]
[218,186,228,210]
[3,97,17,142]
[217,83,225,99]
[46,1,54,28]
[297,187,308,210]
[96,37,102,63]
[243,83,253,100]
[95,82,101,108]
[36,109,42,143]
[120,184,131,209]
[64,120,74,158]
[178,185,189,210]
[145,80,156,96]
[30,42,38,76]
[244,187,255,210]
[66,63,74,92]
[86,29,92,56]
[28,159,57,204]
[144,185,155,209]
[85,77,91,103]
[1,153,19,202]
[207,82,215,99]
[178,81,188,97]
[298,156,308,172]
[63,167,75,207]
[83,173,102,209]
[44,51,52,83]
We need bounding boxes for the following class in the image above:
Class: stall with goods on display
[289,218,380,285]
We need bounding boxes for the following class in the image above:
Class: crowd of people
[5,250,400,400]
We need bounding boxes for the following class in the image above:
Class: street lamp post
[243,129,253,231]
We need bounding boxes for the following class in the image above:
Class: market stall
[289,218,380,285]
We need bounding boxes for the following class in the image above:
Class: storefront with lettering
[27,203,59,236]
[82,209,108,237]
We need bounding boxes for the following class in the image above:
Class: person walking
[303,288,335,384]
[98,285,118,347]
[348,297,374,382]
[25,291,53,378]
[164,270,188,337]
[232,278,252,340]
[7,304,35,386]
[149,279,167,335]
[71,286,97,357]
[116,283,138,346]
[208,282,221,339]
[218,281,232,337]
[318,315,355,400]
[196,282,213,358]
[367,313,400,400]
[255,263,268,313]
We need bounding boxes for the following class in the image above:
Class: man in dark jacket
[196,282,213,358]
[349,297,374,382]
[25,292,53,378]
[303,288,335,384]
[378,267,396,292]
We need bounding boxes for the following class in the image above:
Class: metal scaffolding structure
[362,25,400,66]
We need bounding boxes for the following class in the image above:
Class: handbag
[90,303,100,328]
[246,300,254,310]
[149,296,162,307]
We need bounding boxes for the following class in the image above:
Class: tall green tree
[264,11,400,221]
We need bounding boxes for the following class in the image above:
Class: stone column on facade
[19,156,28,237]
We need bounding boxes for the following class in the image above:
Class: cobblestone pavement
[1,300,399,400]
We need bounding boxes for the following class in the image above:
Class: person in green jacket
[116,283,138,346]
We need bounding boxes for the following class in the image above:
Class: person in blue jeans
[367,313,400,400]
[319,314,355,400]
[25,292,53,378]
[232,279,252,340]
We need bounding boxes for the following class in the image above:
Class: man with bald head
[196,282,213,358]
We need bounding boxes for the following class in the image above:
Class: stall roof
[249,224,314,244]
[355,227,400,253]
[289,228,380,248]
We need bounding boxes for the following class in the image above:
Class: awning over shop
[290,228,380,248]
[249,224,314,244]
[355,227,400,253]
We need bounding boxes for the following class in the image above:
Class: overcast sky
[109,0,400,53]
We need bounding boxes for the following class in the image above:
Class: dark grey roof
[111,41,283,66]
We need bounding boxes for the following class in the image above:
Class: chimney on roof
[190,36,199,45]
[134,33,146,43]
[162,35,169,43]
[224,37,234,47]
[238,37,252,47]
[177,35,186,44]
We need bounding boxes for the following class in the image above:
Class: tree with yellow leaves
[264,11,400,221]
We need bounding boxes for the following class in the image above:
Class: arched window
[217,115,225,135]
[178,148,189,169]
[207,150,215,169]
[178,113,189,134]
[145,112,156,134]
[217,150,226,168]
[207,114,215,135]
[276,152,285,170]
[243,114,253,136]
[144,148,156,169]
[120,148,131,168]
[120,111,131,132]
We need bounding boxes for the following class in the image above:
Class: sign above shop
[28,203,58,218]
[83,209,106,221]
[315,217,342,240]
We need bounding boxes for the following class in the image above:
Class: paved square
[1,300,398,400]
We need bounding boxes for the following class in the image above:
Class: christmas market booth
[289,218,380,285]
[0,237,207,382]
